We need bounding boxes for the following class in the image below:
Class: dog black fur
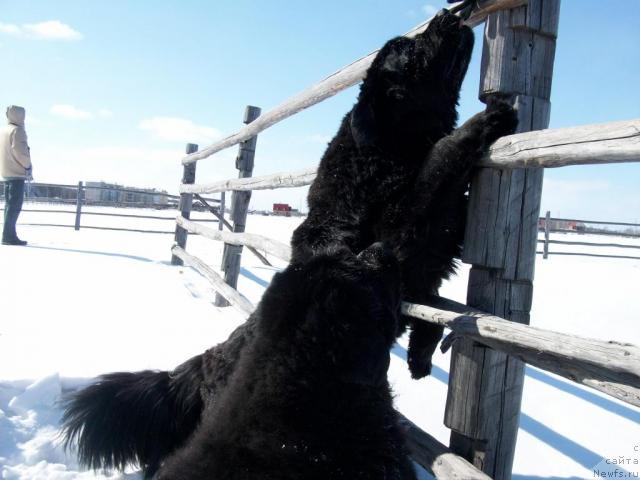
[291,11,517,378]
[154,244,415,479]
[61,10,517,478]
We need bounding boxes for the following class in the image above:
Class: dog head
[351,9,474,152]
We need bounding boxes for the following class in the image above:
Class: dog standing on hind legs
[62,9,517,477]
[290,10,518,378]
[156,244,416,479]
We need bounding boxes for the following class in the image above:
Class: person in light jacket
[1,105,32,246]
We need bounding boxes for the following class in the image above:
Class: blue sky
[1,0,638,220]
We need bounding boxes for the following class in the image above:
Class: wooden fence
[169,1,640,478]
[539,211,640,260]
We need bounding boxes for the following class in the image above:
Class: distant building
[273,203,292,216]
[85,182,169,207]
[538,218,585,232]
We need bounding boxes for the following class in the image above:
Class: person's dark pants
[3,179,25,241]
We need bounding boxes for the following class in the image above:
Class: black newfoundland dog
[62,9,517,478]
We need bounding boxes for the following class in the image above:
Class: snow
[1,204,639,479]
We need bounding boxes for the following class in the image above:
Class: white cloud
[0,23,21,35]
[97,109,114,118]
[422,4,440,17]
[0,20,82,40]
[139,117,222,144]
[50,104,94,120]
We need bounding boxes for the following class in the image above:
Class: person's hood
[6,105,25,127]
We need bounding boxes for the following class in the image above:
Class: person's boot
[2,237,27,246]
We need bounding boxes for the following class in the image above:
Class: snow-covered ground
[1,204,639,479]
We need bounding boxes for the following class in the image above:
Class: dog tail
[61,354,204,478]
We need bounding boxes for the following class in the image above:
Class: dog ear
[349,102,377,148]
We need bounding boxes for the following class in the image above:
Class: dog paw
[406,320,444,379]
[481,95,519,145]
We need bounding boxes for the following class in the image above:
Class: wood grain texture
[180,118,640,195]
[180,0,527,165]
[176,215,292,262]
[171,143,198,266]
[216,106,261,307]
[171,245,255,316]
[399,415,492,480]
[448,2,560,477]
[403,300,640,408]
[481,118,640,168]
[180,168,317,194]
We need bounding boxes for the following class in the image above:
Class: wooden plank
[399,415,492,480]
[219,191,225,231]
[546,239,640,250]
[543,210,550,259]
[180,118,640,195]
[176,215,291,262]
[180,0,527,165]
[171,245,255,316]
[545,251,640,261]
[171,143,198,266]
[403,300,640,408]
[447,2,560,477]
[74,181,83,231]
[194,193,272,266]
[548,216,640,228]
[480,118,640,168]
[216,106,261,307]
[180,168,317,194]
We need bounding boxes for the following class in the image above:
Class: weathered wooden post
[219,191,225,231]
[543,210,551,259]
[215,105,261,307]
[171,143,198,266]
[74,181,84,230]
[444,2,560,478]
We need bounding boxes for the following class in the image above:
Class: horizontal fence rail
[19,223,176,235]
[181,0,527,165]
[180,119,640,195]
[478,118,640,168]
[402,298,640,408]
[548,217,640,228]
[543,239,640,250]
[400,415,491,480]
[181,169,317,195]
[539,251,640,261]
[176,215,292,262]
[171,245,255,315]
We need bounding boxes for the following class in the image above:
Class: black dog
[154,244,415,479]
[291,10,517,378]
[62,10,516,477]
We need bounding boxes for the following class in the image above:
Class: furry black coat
[291,11,517,378]
[155,245,415,479]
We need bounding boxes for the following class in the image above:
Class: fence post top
[244,106,261,124]
[186,143,199,154]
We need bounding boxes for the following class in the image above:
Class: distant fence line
[539,211,640,260]
[1,180,222,235]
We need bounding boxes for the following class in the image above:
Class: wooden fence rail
[171,245,255,315]
[176,215,292,262]
[402,299,640,408]
[180,118,640,195]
